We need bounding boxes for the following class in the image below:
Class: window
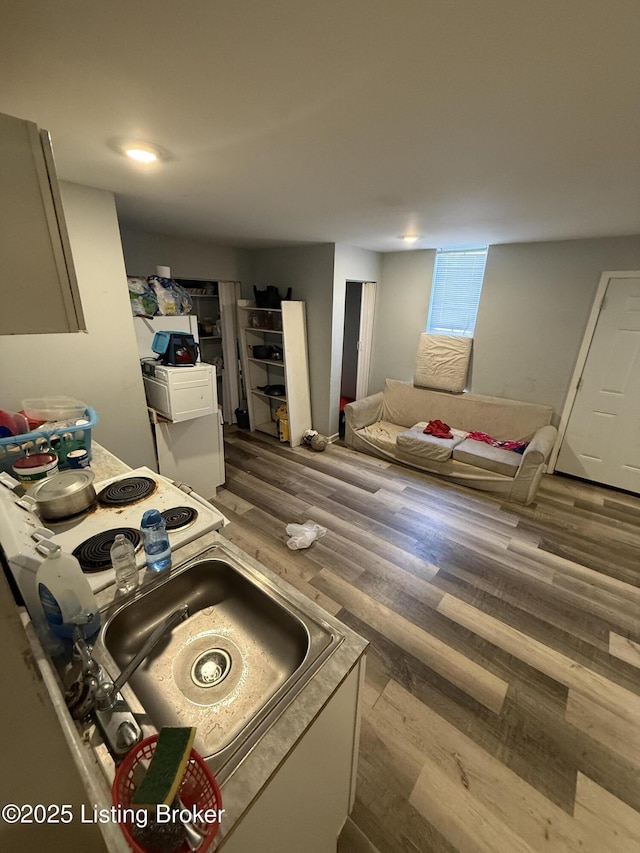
[427,248,488,336]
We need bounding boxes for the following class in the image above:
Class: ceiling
[2,0,640,252]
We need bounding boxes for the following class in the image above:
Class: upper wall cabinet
[0,111,85,335]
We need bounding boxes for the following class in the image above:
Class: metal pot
[257,384,286,397]
[251,345,274,360]
[27,469,96,520]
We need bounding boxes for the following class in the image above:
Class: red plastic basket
[112,735,222,853]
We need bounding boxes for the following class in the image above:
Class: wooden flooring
[211,428,640,853]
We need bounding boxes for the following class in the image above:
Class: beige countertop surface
[7,443,367,851]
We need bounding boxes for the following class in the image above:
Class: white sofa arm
[510,424,558,504]
[345,393,384,434]
[520,424,558,467]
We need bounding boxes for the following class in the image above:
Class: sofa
[344,379,557,505]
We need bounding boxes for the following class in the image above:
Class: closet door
[219,281,241,423]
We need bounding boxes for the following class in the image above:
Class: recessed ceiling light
[122,143,161,163]
[401,234,420,243]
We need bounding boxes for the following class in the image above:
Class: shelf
[238,305,282,313]
[251,389,287,402]
[241,326,283,335]
[248,357,284,367]
[200,335,222,341]
[237,298,311,447]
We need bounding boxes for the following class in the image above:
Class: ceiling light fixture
[122,143,161,163]
[401,234,420,244]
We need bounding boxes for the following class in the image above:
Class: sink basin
[92,544,343,782]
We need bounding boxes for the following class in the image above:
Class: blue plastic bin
[0,407,98,475]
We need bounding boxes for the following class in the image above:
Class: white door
[355,282,377,400]
[340,281,377,401]
[555,274,640,492]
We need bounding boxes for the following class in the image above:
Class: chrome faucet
[96,603,190,712]
[64,603,190,757]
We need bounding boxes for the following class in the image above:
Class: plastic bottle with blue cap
[141,509,172,572]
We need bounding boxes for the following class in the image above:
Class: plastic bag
[128,276,158,317]
[285,520,327,551]
[148,276,193,316]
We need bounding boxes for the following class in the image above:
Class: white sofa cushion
[414,333,472,393]
[397,422,468,462]
[453,438,522,477]
[357,420,407,454]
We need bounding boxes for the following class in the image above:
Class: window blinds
[427,248,488,336]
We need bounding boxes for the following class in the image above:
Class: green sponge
[133,727,196,807]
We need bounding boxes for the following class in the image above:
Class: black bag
[253,286,292,309]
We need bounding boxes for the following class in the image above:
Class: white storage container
[142,363,216,423]
[22,395,87,422]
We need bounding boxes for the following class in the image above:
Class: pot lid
[28,469,95,500]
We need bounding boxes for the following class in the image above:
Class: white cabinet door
[155,410,225,498]
[556,274,640,492]
[220,661,364,853]
[0,112,85,335]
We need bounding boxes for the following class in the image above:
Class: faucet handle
[71,630,100,679]
[115,720,141,753]
[95,678,118,712]
[71,610,96,628]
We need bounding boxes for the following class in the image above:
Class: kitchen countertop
[89,442,132,481]
[22,443,368,850]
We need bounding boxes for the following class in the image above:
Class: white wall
[119,225,252,283]
[113,228,640,444]
[250,244,336,434]
[0,182,155,469]
[367,237,640,423]
[369,249,436,393]
[120,234,381,436]
[473,235,640,418]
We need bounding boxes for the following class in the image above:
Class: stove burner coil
[73,528,141,573]
[97,476,156,507]
[161,506,198,532]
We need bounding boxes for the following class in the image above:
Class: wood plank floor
[211,428,640,853]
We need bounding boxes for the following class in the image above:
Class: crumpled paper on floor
[285,520,327,550]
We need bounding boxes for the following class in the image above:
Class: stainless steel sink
[92,543,343,782]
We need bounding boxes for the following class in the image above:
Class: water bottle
[36,547,101,641]
[140,509,172,572]
[110,533,139,594]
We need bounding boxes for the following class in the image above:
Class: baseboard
[338,817,382,853]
